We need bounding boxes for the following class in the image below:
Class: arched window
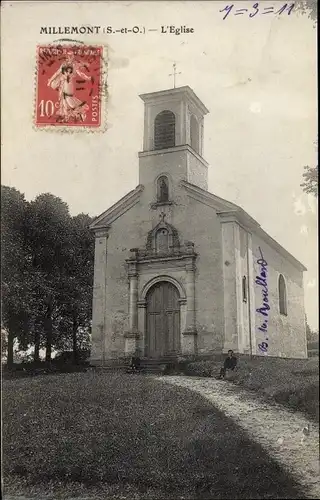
[154,110,175,150]
[156,228,169,253]
[157,176,169,202]
[278,274,287,316]
[190,114,199,153]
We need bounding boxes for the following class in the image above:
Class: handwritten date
[219,3,295,20]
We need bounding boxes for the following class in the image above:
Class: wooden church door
[146,282,180,358]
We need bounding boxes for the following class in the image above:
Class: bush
[53,350,90,365]
[273,381,319,421]
[3,357,89,380]
[183,360,216,377]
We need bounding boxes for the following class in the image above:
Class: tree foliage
[295,0,318,23]
[301,165,318,197]
[305,315,319,342]
[1,185,94,365]
[1,186,33,366]
[26,193,73,361]
[55,213,94,362]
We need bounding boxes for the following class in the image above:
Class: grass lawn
[183,355,319,421]
[3,371,307,499]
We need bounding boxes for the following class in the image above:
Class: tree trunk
[72,312,78,364]
[34,329,41,363]
[45,302,53,363]
[7,328,15,369]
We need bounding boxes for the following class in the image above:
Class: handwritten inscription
[256,247,269,354]
[219,3,294,20]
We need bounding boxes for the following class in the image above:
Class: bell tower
[138,86,210,193]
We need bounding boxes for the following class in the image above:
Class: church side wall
[239,227,251,353]
[221,222,238,352]
[181,197,225,354]
[251,233,307,359]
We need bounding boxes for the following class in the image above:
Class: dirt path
[157,376,320,499]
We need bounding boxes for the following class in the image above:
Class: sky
[1,1,318,329]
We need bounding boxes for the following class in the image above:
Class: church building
[90,85,307,364]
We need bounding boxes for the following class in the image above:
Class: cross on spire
[169,62,181,88]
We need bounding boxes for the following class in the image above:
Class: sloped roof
[90,180,306,272]
[182,180,307,272]
[89,184,144,230]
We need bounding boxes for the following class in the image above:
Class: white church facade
[90,86,307,364]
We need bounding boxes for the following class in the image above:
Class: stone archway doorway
[145,281,180,358]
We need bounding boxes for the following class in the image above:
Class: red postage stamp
[35,44,105,129]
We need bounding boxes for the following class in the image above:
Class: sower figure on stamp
[218,350,237,379]
[47,55,91,123]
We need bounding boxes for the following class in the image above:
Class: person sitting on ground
[129,356,141,373]
[218,350,237,379]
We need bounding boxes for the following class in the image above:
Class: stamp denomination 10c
[35,44,106,131]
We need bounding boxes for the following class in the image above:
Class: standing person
[218,350,237,379]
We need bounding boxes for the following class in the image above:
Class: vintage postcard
[1,1,318,499]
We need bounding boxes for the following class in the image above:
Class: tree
[26,193,72,362]
[57,213,94,363]
[301,165,318,197]
[295,0,318,23]
[305,315,319,342]
[2,186,95,366]
[1,186,32,367]
[305,315,312,341]
[1,328,8,362]
[301,139,318,197]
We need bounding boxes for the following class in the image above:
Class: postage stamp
[35,43,107,131]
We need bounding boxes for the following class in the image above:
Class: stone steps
[92,356,179,374]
